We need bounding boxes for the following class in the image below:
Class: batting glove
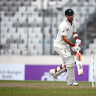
[76,39,81,46]
[72,44,81,54]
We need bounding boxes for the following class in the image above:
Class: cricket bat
[75,51,84,75]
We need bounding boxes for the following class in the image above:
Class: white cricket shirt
[54,17,77,49]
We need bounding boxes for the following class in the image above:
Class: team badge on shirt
[67,28,69,31]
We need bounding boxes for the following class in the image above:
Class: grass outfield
[0,80,96,96]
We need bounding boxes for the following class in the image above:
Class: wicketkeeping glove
[72,44,81,54]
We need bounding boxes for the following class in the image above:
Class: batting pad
[50,68,66,78]
[65,56,75,67]
[67,67,75,85]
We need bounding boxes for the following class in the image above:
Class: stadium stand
[84,15,96,55]
[0,0,96,55]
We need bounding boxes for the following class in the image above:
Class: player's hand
[76,39,81,46]
[72,44,81,54]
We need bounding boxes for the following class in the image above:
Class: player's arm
[61,26,80,53]
[62,35,80,54]
[73,22,81,46]
[62,35,81,54]
[73,32,81,46]
[62,35,74,46]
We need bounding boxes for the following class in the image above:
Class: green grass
[0,80,92,84]
[0,80,65,83]
[0,87,96,96]
[0,80,96,96]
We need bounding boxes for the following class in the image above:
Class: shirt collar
[65,17,74,25]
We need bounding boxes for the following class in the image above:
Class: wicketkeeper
[49,9,81,86]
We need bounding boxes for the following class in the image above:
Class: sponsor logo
[41,72,67,81]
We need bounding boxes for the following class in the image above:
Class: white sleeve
[73,22,77,32]
[60,26,67,36]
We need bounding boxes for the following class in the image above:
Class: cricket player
[49,9,81,86]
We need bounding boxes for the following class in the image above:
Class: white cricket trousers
[54,46,75,85]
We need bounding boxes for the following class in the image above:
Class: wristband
[73,34,78,38]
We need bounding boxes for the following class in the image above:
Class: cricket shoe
[67,82,79,86]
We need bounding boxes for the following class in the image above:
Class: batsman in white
[49,9,81,86]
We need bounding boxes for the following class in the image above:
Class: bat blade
[76,52,84,75]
